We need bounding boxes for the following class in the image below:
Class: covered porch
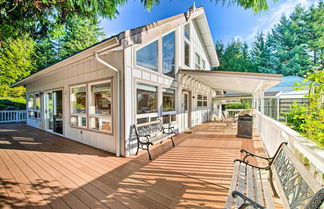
[0,122,265,209]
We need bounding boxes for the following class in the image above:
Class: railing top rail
[0,110,26,112]
[255,110,324,173]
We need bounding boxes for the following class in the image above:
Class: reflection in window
[184,24,190,40]
[184,41,190,67]
[137,83,158,114]
[136,41,158,72]
[71,86,86,114]
[28,95,34,110]
[162,32,175,78]
[163,88,175,112]
[89,81,112,133]
[28,93,41,119]
[70,86,87,128]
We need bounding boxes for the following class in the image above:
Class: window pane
[137,83,158,114]
[90,82,112,115]
[137,117,149,124]
[198,95,203,100]
[202,59,206,69]
[163,88,175,112]
[162,32,175,78]
[90,117,112,132]
[197,101,202,107]
[184,24,190,40]
[71,86,86,114]
[136,41,158,72]
[70,116,87,127]
[28,95,34,109]
[35,93,41,110]
[195,53,200,69]
[171,114,176,122]
[150,117,158,122]
[163,115,170,124]
[203,101,207,107]
[184,94,188,111]
[184,42,190,67]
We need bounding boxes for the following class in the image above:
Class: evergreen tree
[215,41,225,70]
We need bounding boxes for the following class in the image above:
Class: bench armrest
[162,126,175,134]
[234,159,270,170]
[240,149,273,164]
[232,191,265,209]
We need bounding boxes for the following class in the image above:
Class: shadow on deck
[0,122,267,209]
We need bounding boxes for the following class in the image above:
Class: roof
[265,76,308,93]
[12,6,218,87]
[180,69,282,94]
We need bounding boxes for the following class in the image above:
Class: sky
[100,0,318,46]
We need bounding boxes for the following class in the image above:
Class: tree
[215,41,225,70]
[215,0,279,13]
[250,32,274,73]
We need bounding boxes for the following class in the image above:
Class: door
[183,92,190,129]
[45,90,63,134]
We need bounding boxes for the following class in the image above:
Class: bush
[0,97,26,110]
[225,101,251,109]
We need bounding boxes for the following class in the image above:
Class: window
[163,114,176,124]
[89,81,112,133]
[202,59,206,70]
[195,53,201,69]
[137,83,158,114]
[70,85,87,128]
[163,88,175,112]
[184,24,190,40]
[184,41,190,67]
[27,93,41,119]
[162,32,175,78]
[136,41,158,72]
[197,94,207,107]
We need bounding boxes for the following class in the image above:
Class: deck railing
[255,110,324,185]
[224,109,244,118]
[0,110,27,123]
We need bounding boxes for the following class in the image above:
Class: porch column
[276,97,280,121]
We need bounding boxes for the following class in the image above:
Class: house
[213,76,308,120]
[12,6,282,157]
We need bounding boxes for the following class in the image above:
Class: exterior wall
[26,51,123,153]
[124,18,215,156]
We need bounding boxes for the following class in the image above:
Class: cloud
[244,0,316,43]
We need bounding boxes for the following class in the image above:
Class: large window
[162,32,175,78]
[89,81,112,133]
[184,41,190,67]
[27,93,41,119]
[197,94,207,107]
[136,41,158,72]
[70,85,87,128]
[184,24,190,40]
[163,88,175,112]
[137,83,158,114]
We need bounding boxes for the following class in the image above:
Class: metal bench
[133,120,175,160]
[225,142,324,209]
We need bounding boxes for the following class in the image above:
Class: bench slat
[225,161,240,209]
[236,163,246,208]
[261,170,275,209]
[246,165,255,209]
[253,168,264,207]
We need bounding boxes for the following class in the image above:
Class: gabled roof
[12,6,218,87]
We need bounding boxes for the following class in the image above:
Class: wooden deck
[0,122,267,209]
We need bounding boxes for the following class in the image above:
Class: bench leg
[135,142,140,156]
[147,143,152,160]
[170,136,175,147]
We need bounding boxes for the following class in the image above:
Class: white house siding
[124,17,215,156]
[25,51,123,154]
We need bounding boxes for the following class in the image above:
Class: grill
[236,114,253,139]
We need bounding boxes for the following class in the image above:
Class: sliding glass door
[45,90,63,134]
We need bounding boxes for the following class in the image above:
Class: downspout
[94,52,121,157]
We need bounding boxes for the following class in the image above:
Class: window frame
[162,88,177,125]
[88,79,113,134]
[27,92,42,120]
[70,84,87,129]
[195,53,201,69]
[197,94,208,108]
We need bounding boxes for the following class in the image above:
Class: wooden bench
[225,142,324,209]
[133,120,175,160]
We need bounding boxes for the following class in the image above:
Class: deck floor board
[0,122,266,209]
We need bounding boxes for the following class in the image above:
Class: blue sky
[100,0,317,46]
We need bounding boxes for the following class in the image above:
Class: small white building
[12,7,282,156]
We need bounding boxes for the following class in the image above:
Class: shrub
[225,101,251,109]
